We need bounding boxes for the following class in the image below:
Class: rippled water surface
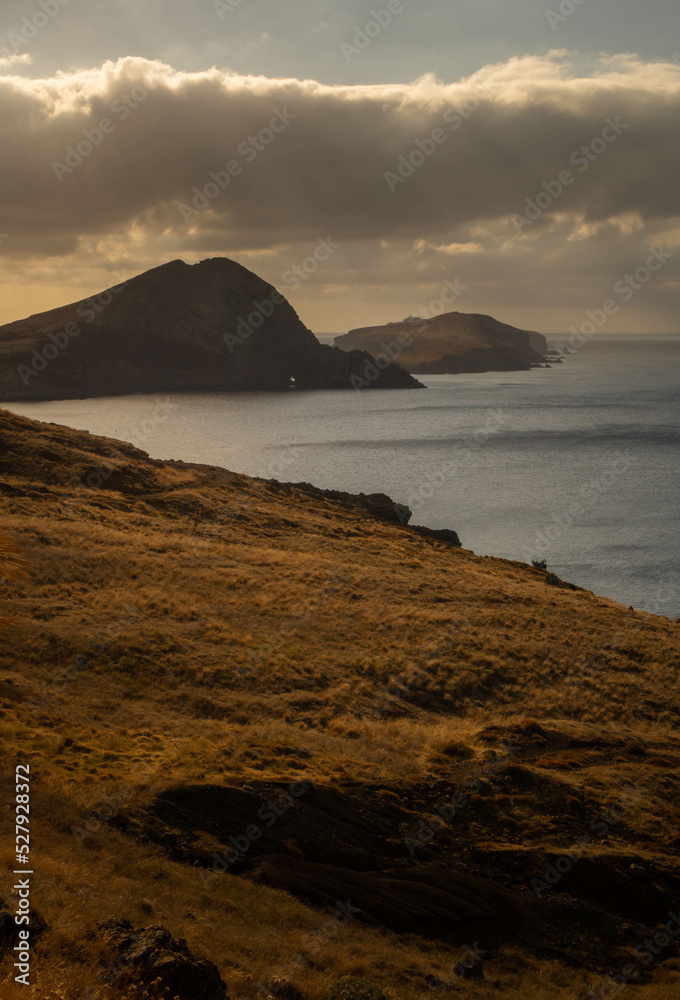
[5,335,679,617]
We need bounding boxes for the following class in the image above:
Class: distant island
[0,258,422,401]
[335,312,551,374]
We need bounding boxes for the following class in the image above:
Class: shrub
[324,978,390,1000]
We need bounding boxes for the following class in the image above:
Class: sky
[0,0,678,334]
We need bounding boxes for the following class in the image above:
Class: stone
[97,919,229,999]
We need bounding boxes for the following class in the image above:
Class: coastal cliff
[0,258,422,400]
[335,311,548,374]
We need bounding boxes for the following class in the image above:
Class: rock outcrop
[266,481,462,546]
[335,312,548,374]
[0,258,422,401]
[410,524,462,548]
[97,919,229,999]
[267,480,412,525]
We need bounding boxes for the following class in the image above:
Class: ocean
[4,334,679,618]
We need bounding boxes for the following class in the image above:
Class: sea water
[4,334,679,617]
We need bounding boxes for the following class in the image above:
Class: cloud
[0,51,32,69]
[0,51,678,331]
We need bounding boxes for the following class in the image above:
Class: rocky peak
[0,257,422,400]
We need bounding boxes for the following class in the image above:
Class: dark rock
[97,919,228,999]
[267,480,413,525]
[0,900,48,951]
[116,783,532,947]
[266,977,306,999]
[251,480,465,545]
[0,258,423,401]
[114,778,680,971]
[250,855,531,945]
[410,525,462,548]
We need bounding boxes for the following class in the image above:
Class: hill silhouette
[0,258,422,400]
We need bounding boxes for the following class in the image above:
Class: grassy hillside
[1,407,679,1000]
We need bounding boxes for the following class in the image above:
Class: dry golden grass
[0,530,30,583]
[1,407,679,999]
[0,528,30,628]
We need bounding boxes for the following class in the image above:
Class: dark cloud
[0,54,678,246]
[0,52,678,332]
